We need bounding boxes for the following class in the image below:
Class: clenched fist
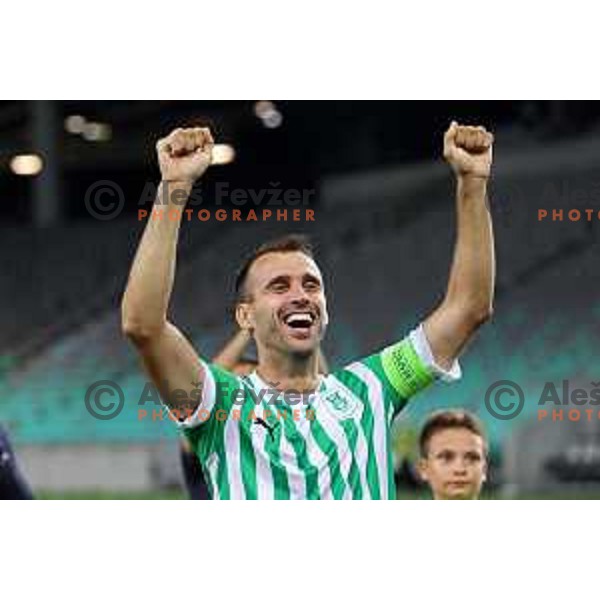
[443,122,493,179]
[156,127,214,184]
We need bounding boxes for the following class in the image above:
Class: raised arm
[424,122,495,370]
[121,127,214,412]
[212,328,253,371]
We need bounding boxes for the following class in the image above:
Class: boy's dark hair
[419,409,487,458]
[233,234,315,303]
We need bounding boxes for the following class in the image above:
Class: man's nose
[288,283,310,303]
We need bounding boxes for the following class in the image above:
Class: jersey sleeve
[353,322,462,418]
[165,359,240,461]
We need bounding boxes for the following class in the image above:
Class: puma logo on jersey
[253,417,276,441]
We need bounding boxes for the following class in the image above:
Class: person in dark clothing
[0,425,34,500]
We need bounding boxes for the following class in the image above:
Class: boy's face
[418,427,487,500]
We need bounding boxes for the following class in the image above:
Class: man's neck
[255,348,321,393]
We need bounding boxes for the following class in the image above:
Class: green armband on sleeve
[381,338,434,400]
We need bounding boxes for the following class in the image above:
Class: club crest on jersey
[323,390,360,420]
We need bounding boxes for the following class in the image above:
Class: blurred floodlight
[64,115,87,134]
[254,100,283,128]
[81,121,112,142]
[82,121,112,142]
[254,100,275,119]
[211,144,236,165]
[10,154,44,176]
[262,109,283,128]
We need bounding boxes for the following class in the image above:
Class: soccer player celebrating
[417,410,488,500]
[122,122,495,499]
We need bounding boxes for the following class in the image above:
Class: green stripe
[359,366,398,499]
[263,409,290,500]
[214,424,230,499]
[340,419,363,499]
[349,363,396,499]
[363,353,406,419]
[239,402,258,499]
[281,409,320,499]
[310,414,346,499]
[359,402,381,499]
[387,448,397,499]
[334,369,381,499]
[207,368,239,500]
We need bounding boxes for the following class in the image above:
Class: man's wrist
[456,172,489,204]
[456,173,490,193]
[159,179,194,205]
[161,179,195,189]
[456,172,490,183]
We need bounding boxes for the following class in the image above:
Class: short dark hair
[419,409,487,458]
[233,234,315,303]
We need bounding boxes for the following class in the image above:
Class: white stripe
[249,371,319,499]
[346,362,390,499]
[304,423,334,499]
[223,410,245,499]
[327,375,371,499]
[177,359,217,429]
[283,403,332,499]
[252,405,275,500]
[205,452,220,500]
[352,424,371,499]
[313,388,353,499]
[279,421,306,499]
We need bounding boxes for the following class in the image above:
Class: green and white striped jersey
[178,324,460,499]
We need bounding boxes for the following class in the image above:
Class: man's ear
[236,302,253,330]
[417,458,429,483]
[321,305,330,328]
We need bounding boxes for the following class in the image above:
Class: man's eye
[270,283,287,292]
[305,281,320,291]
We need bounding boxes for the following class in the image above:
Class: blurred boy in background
[417,409,487,500]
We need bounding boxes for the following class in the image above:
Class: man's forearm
[213,329,252,370]
[121,181,192,339]
[445,174,495,321]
